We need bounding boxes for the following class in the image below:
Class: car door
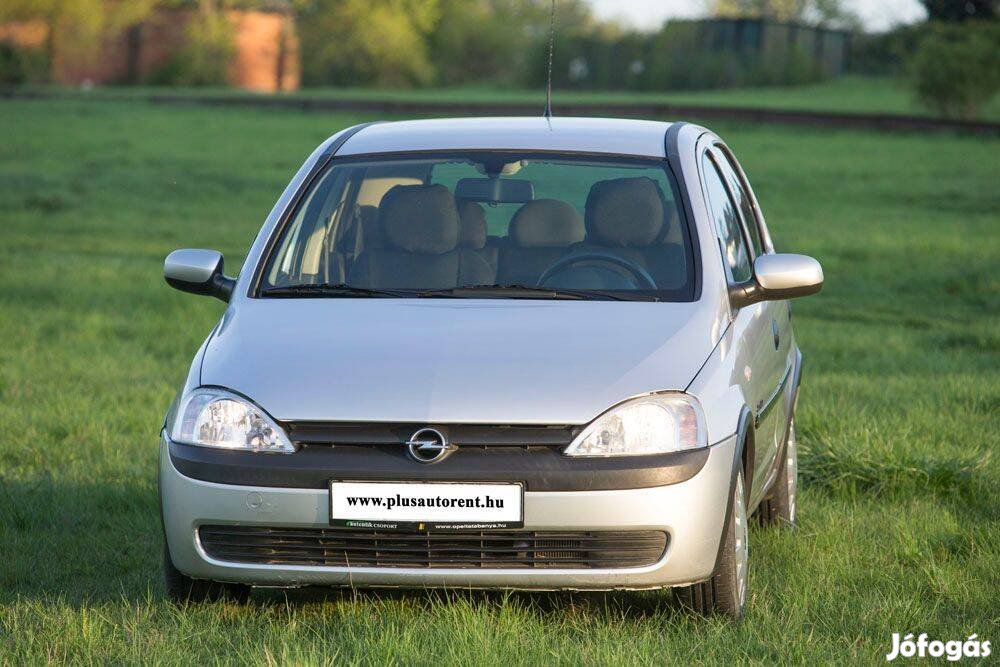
[699,146,785,505]
[711,145,795,497]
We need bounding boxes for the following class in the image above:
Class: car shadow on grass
[1,464,993,614]
[0,474,673,620]
[252,585,681,622]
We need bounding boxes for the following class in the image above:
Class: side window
[267,167,353,286]
[711,147,764,257]
[702,153,752,283]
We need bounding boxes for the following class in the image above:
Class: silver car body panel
[219,119,739,437]
[160,433,737,589]
[161,117,806,588]
[201,298,725,426]
[164,249,223,285]
[337,117,675,158]
[689,130,798,506]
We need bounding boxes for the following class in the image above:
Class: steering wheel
[536,252,657,290]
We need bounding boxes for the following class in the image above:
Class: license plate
[329,480,524,530]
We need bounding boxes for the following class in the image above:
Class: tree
[298,0,441,87]
[809,0,862,29]
[710,0,859,28]
[161,0,236,86]
[711,0,807,22]
[0,0,158,73]
[912,21,1000,119]
[921,0,996,22]
[428,0,595,86]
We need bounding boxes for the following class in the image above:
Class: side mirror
[164,249,235,302]
[730,253,823,308]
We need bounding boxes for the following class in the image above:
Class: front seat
[347,184,494,290]
[496,199,585,285]
[571,177,687,289]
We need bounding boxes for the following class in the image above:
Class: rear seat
[496,199,585,286]
[456,201,499,273]
[357,205,384,251]
[336,204,381,267]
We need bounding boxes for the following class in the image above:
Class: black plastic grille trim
[282,422,578,448]
[198,525,668,569]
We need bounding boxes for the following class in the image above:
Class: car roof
[336,117,676,159]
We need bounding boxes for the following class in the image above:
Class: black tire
[758,419,798,528]
[163,542,251,604]
[674,468,749,619]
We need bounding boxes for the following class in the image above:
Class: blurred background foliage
[0,0,998,119]
[150,2,236,86]
[297,0,443,87]
[910,21,1000,119]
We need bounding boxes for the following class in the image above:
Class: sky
[586,0,928,32]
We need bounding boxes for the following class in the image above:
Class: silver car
[160,117,822,618]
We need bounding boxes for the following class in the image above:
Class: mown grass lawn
[292,75,1000,121]
[26,75,1000,122]
[0,99,997,664]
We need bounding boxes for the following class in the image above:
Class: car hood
[201,298,724,424]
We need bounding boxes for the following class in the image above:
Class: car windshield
[260,152,695,301]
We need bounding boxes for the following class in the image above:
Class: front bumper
[159,435,737,590]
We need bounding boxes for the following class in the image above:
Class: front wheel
[758,420,798,527]
[163,542,251,604]
[674,468,749,619]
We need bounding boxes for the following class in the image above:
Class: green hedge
[524,22,828,92]
[912,21,1000,119]
[0,42,48,85]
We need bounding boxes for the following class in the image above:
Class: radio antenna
[543,0,556,119]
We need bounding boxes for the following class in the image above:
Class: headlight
[564,393,706,457]
[170,387,295,453]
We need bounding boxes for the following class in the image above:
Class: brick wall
[0,9,299,92]
[0,21,47,50]
[227,10,299,92]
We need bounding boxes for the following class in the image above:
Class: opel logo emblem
[406,427,455,464]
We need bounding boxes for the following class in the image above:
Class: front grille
[282,422,578,449]
[199,525,667,569]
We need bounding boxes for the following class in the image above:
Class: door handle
[772,320,780,350]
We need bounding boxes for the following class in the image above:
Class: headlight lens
[564,393,706,457]
[170,388,295,453]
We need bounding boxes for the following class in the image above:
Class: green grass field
[296,76,1000,121]
[23,75,1000,122]
[0,98,997,664]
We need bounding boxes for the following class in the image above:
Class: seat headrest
[509,199,585,248]
[457,201,487,249]
[380,184,460,255]
[585,177,666,247]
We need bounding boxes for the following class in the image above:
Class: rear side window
[710,147,764,257]
[702,153,752,283]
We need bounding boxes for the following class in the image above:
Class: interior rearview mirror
[454,177,534,204]
[730,253,823,308]
[164,248,235,302]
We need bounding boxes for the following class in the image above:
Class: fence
[541,18,851,92]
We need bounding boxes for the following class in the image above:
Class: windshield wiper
[262,283,659,301]
[261,283,417,298]
[421,284,655,301]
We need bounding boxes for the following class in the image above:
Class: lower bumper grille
[198,525,668,569]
